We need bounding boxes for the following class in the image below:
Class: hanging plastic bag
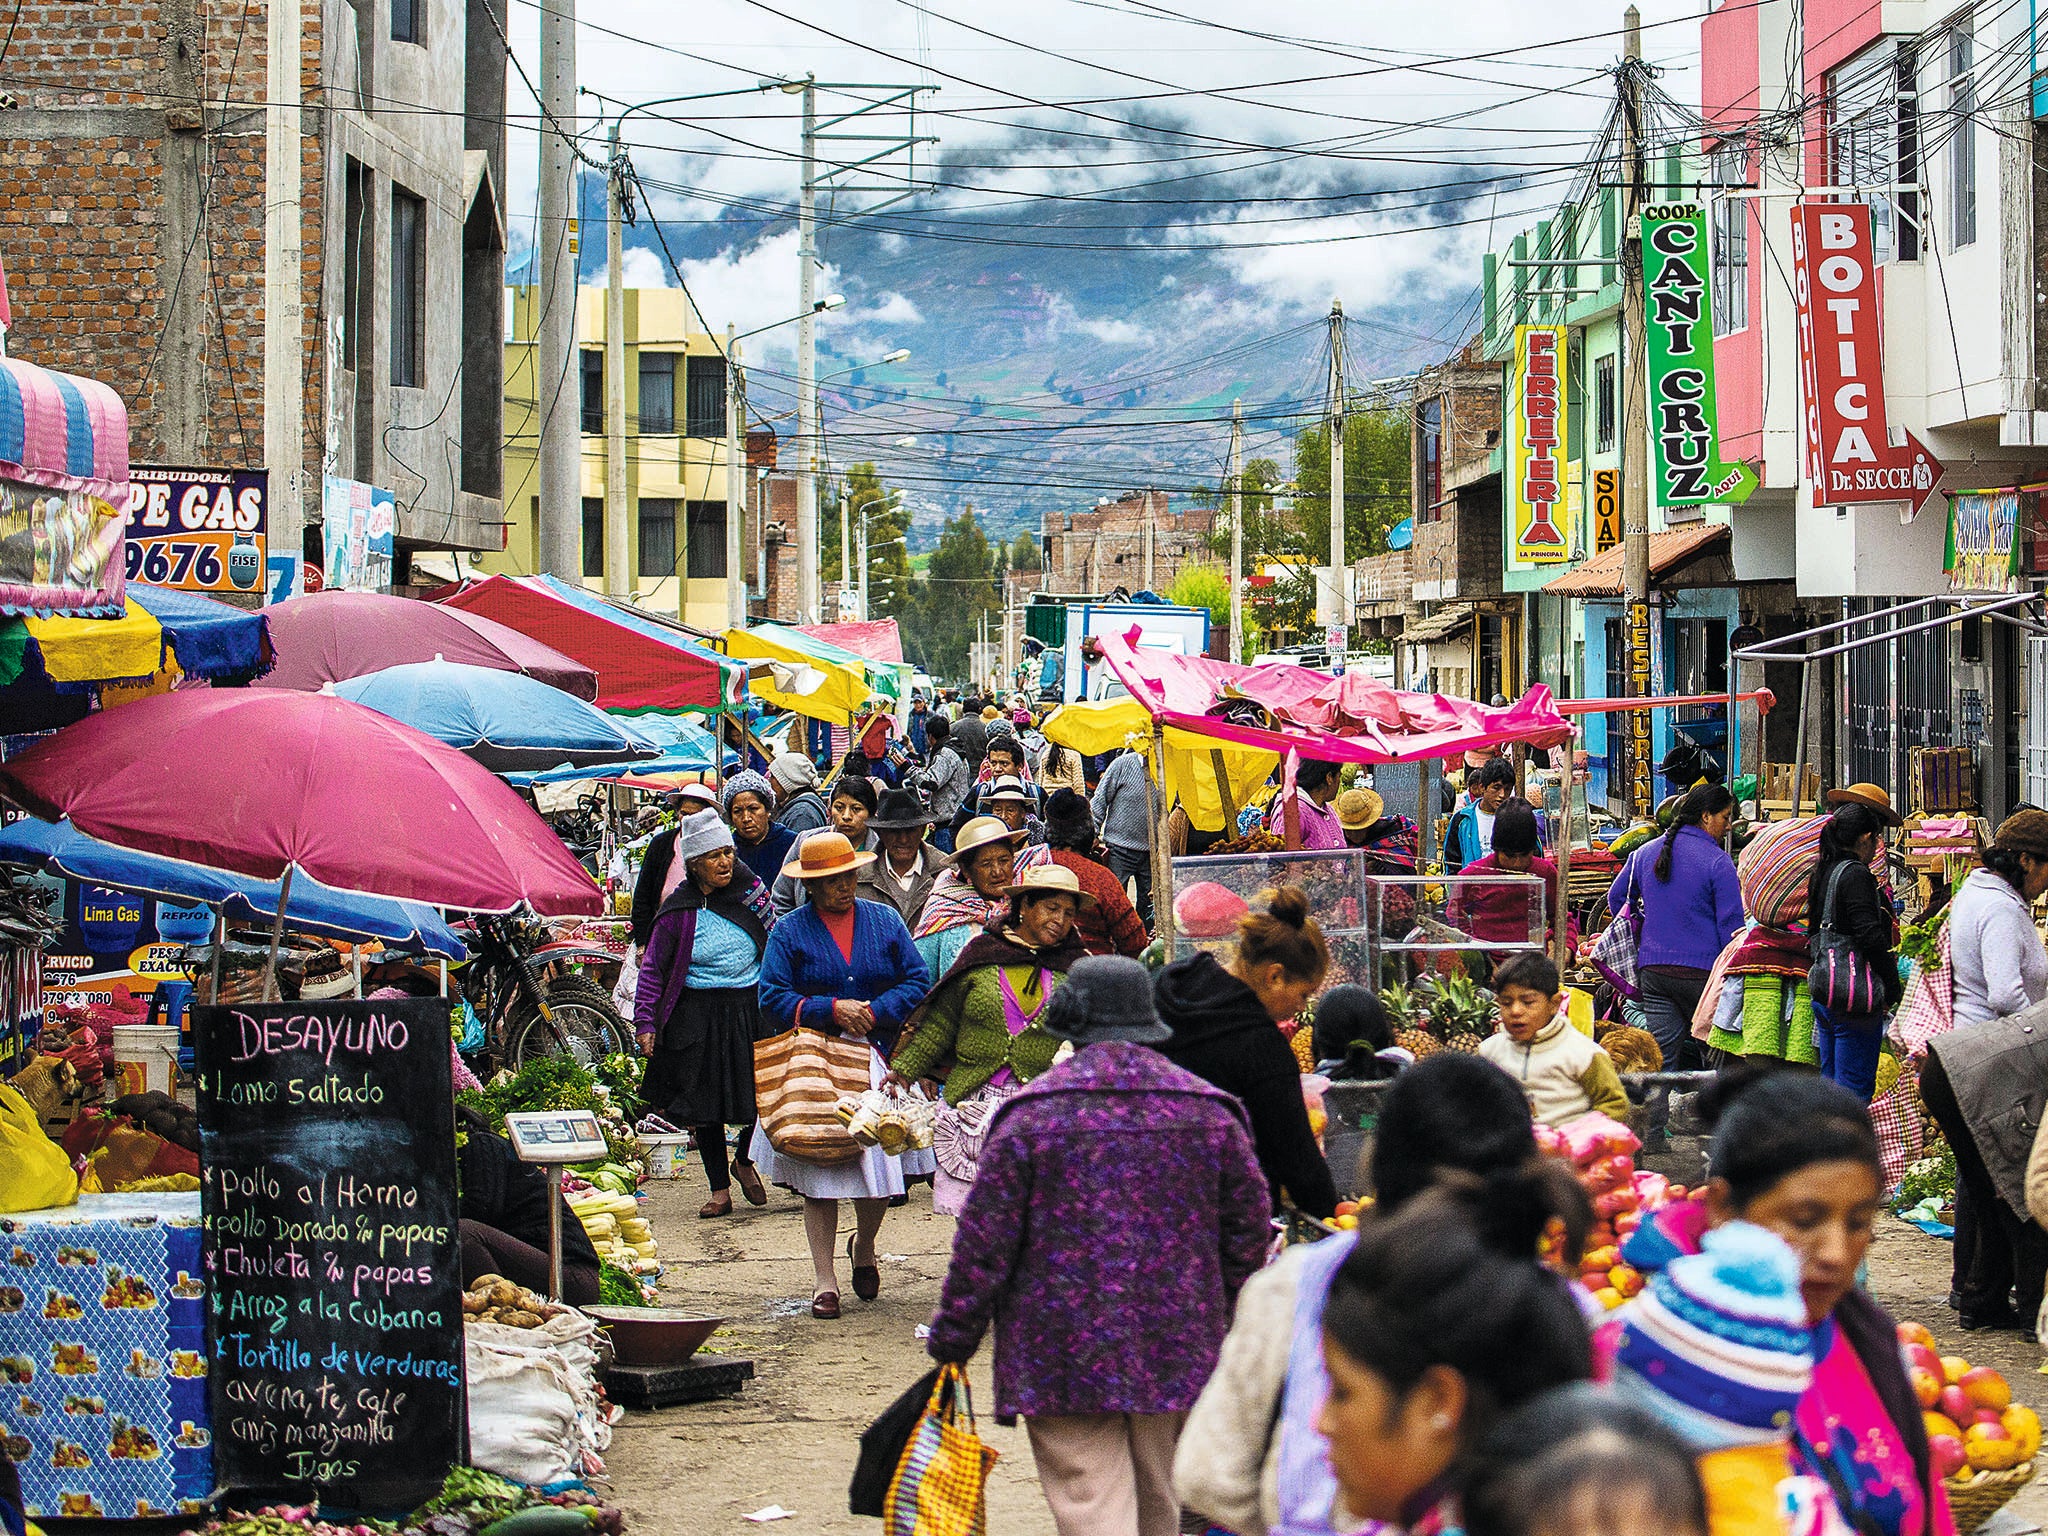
[884,1362,997,1536]
[0,1082,79,1213]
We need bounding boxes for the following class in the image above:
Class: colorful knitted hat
[1610,1220,1814,1450]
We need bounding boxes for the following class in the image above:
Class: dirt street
[605,1157,2048,1536]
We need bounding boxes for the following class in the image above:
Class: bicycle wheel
[507,975,631,1069]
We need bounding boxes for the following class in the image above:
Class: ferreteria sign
[1789,201,1945,520]
[1510,324,1570,565]
[1639,203,1757,510]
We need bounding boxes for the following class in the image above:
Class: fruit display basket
[1945,1463,2034,1534]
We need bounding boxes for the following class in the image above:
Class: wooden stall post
[1210,747,1238,833]
[1150,721,1176,949]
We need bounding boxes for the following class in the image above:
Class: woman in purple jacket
[1606,783,1743,1126]
[926,956,1272,1536]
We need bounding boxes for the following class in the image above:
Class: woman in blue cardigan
[754,831,932,1319]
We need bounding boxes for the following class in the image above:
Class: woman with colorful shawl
[910,813,1050,978]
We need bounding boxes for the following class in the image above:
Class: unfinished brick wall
[1043,489,1218,595]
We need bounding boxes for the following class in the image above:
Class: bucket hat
[1038,955,1170,1045]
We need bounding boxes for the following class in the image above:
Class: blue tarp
[0,816,466,958]
[129,583,271,680]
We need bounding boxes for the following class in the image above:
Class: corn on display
[565,1187,659,1274]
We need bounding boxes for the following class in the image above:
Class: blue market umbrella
[508,717,734,786]
[330,658,663,774]
[0,815,465,959]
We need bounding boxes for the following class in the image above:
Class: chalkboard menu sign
[194,1000,466,1509]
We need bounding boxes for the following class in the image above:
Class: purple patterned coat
[925,1041,1272,1419]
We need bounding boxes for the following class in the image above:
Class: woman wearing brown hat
[1804,797,1904,1101]
[1921,809,2048,1332]
[888,864,1092,1213]
[755,831,933,1318]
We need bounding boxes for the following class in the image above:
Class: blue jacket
[1445,800,1549,872]
[758,897,932,1056]
[1608,825,1745,973]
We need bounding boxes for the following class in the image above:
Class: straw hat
[1825,782,1903,828]
[1003,862,1096,909]
[780,830,877,880]
[1334,786,1384,831]
[953,815,1026,860]
[984,774,1034,807]
[675,782,721,811]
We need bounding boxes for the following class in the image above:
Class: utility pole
[535,0,581,581]
[1229,398,1244,662]
[796,77,821,622]
[725,328,746,629]
[603,126,630,603]
[263,0,304,580]
[839,491,851,620]
[1327,299,1347,654]
[1619,4,1654,818]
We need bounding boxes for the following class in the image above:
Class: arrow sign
[1791,201,1945,521]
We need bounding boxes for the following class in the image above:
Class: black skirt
[643,986,764,1127]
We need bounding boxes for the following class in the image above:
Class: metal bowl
[581,1306,722,1366]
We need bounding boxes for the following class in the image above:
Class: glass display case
[1169,848,1374,992]
[1365,871,1547,987]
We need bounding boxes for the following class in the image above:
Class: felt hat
[780,830,876,880]
[1825,781,1902,828]
[1003,862,1096,909]
[678,808,734,862]
[1334,787,1384,831]
[985,775,1034,807]
[1610,1221,1814,1451]
[1039,955,1170,1045]
[953,815,1026,860]
[1993,808,2048,859]
[870,787,936,829]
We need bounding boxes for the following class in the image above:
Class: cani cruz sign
[1639,203,1757,510]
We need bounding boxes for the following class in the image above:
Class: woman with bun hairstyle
[1153,886,1339,1218]
[1616,1068,1953,1536]
[1805,799,1903,1099]
[1314,1169,1595,1533]
[1177,1054,1569,1536]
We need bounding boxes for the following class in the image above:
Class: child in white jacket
[1478,952,1630,1127]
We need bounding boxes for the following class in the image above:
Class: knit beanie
[768,751,820,792]
[678,808,734,863]
[1045,788,1094,843]
[1610,1221,1814,1450]
[721,770,774,815]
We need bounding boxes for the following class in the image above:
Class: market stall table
[2,1192,210,1520]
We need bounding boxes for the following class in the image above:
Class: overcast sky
[498,0,1709,526]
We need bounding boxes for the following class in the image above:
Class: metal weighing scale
[503,1109,608,1301]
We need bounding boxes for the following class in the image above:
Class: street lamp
[823,348,911,584]
[861,531,907,622]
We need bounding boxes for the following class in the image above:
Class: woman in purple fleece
[924,955,1272,1536]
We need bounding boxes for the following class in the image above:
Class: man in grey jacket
[1093,743,1159,927]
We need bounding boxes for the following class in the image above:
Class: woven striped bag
[753,1027,870,1165]
[1739,816,1828,930]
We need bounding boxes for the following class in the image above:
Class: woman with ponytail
[1606,782,1743,1105]
[1154,886,1340,1218]
[1178,1055,1581,1536]
[1805,800,1903,1099]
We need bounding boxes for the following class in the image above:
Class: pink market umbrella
[0,689,602,917]
[255,589,598,700]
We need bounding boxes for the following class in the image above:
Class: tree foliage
[822,463,914,622]
[900,507,1001,681]
[1166,564,1230,639]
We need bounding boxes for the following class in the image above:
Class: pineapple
[1382,979,1446,1059]
[1423,968,1497,1054]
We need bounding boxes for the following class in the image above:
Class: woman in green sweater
[889,863,1092,1214]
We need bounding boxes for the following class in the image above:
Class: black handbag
[849,1364,943,1517]
[1807,862,1888,1016]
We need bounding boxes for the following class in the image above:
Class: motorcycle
[456,909,630,1070]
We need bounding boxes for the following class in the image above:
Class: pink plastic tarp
[795,618,905,665]
[1094,626,1572,764]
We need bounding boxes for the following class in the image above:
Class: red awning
[794,618,905,665]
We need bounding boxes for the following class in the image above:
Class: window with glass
[637,353,675,435]
[1594,354,1616,454]
[391,0,420,42]
[686,501,727,578]
[1418,397,1443,522]
[1710,140,1749,334]
[390,187,425,388]
[639,498,677,579]
[581,497,603,578]
[580,351,603,436]
[1828,42,1920,265]
[685,356,727,438]
[1949,18,1976,248]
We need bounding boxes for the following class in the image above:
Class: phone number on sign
[127,536,226,587]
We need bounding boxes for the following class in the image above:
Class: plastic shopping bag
[884,1362,997,1536]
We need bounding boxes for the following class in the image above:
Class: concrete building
[1404,345,1506,703]
[1042,490,1217,596]
[496,286,735,627]
[0,0,509,585]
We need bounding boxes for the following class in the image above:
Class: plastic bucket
[641,1134,690,1180]
[112,1024,181,1098]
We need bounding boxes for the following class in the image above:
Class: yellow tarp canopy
[723,626,872,724]
[1041,697,1279,832]
[25,599,163,684]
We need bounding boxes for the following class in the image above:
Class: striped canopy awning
[0,354,132,618]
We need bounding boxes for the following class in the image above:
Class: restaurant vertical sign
[1639,204,1756,510]
[1510,325,1571,564]
[195,1000,465,1507]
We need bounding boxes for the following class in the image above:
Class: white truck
[1060,601,1213,703]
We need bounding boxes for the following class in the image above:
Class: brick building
[0,0,508,587]
[745,427,801,624]
[1407,342,1507,700]
[1041,489,1217,596]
